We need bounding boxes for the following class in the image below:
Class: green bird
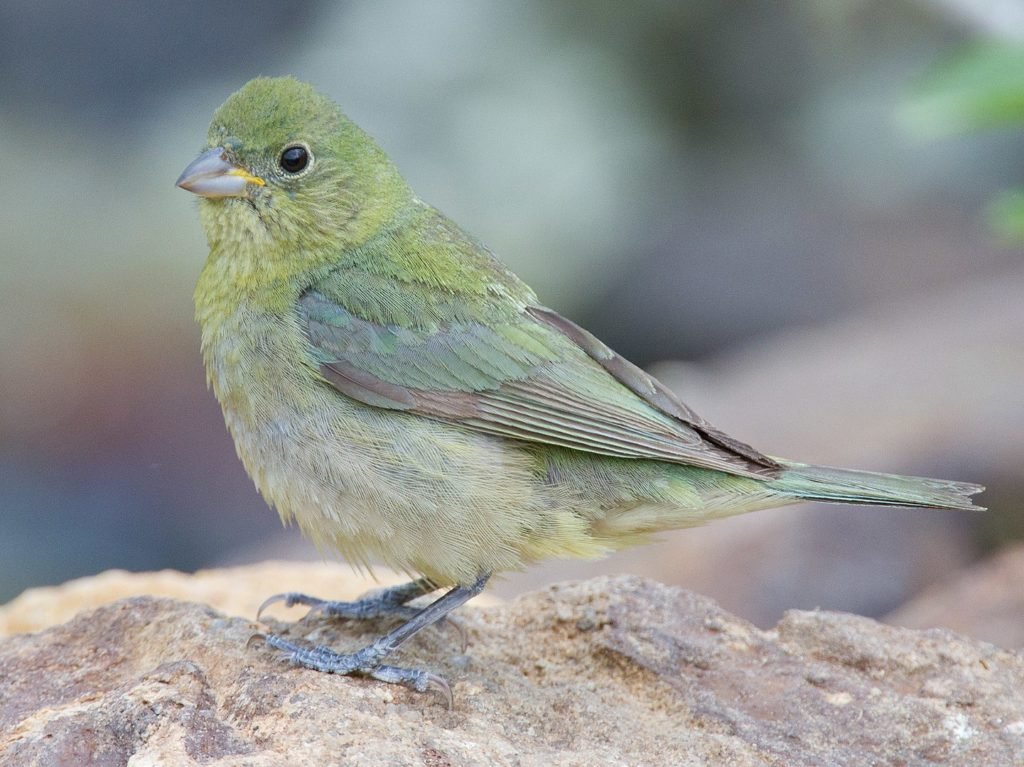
[177,77,983,704]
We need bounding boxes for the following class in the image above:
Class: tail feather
[770,460,985,511]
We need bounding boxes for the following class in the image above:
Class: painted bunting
[177,77,983,704]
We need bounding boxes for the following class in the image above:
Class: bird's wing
[298,287,779,478]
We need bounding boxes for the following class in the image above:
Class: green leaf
[986,189,1024,244]
[901,43,1024,137]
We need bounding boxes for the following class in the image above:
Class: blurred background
[1,1,1022,636]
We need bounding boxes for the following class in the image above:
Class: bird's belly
[211,339,607,584]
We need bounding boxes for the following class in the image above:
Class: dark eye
[279,145,310,174]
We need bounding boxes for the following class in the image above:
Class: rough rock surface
[1,568,1023,766]
[886,543,1024,651]
[0,562,443,638]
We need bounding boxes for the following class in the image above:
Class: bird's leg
[255,573,490,707]
[257,577,438,623]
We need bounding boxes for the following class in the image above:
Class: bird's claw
[256,588,438,624]
[439,616,468,653]
[256,592,327,622]
[246,632,267,651]
[261,632,453,708]
[368,665,453,710]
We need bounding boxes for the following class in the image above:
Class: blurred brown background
[1,1,1021,632]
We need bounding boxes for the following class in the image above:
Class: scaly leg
[257,577,438,622]
[254,574,490,708]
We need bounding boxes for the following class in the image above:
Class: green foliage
[903,43,1024,135]
[904,43,1024,242]
[987,190,1024,243]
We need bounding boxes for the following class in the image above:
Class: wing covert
[298,287,779,478]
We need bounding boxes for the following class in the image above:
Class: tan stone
[2,566,1022,766]
[0,561,421,637]
[886,543,1024,650]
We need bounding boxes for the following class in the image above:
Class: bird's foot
[256,578,467,649]
[253,632,453,709]
[251,574,490,708]
[256,577,435,622]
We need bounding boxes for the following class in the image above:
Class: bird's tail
[767,460,985,511]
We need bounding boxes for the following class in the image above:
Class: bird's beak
[175,147,265,198]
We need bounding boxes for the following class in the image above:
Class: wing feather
[300,287,779,478]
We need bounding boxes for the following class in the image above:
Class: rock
[886,543,1024,650]
[1,567,1022,766]
[0,562,434,638]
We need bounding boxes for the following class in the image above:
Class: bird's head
[177,77,410,263]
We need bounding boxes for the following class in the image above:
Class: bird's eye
[279,144,310,174]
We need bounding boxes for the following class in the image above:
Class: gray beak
[176,147,265,198]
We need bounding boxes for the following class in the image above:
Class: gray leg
[257,577,437,622]
[255,573,490,708]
